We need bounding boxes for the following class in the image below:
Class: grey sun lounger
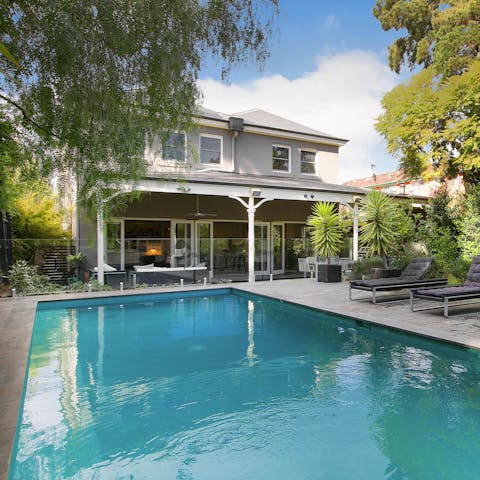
[410,256,480,317]
[349,257,448,304]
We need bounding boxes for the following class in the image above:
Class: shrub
[458,186,480,262]
[8,259,61,295]
[351,257,384,279]
[359,191,400,267]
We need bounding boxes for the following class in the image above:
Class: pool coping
[2,279,480,479]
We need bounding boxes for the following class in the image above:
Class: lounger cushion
[415,285,480,298]
[465,256,480,285]
[351,257,434,287]
[351,277,444,288]
[399,257,432,280]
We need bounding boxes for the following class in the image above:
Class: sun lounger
[349,257,447,304]
[410,256,480,317]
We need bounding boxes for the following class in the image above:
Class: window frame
[161,131,187,163]
[272,144,291,173]
[300,148,317,176]
[199,133,223,165]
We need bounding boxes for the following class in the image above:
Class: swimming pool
[9,288,480,479]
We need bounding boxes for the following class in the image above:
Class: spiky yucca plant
[307,202,344,263]
[359,190,400,268]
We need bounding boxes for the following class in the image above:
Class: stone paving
[1,278,480,479]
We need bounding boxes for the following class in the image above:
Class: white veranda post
[230,194,273,283]
[353,200,359,261]
[96,205,105,285]
[248,197,255,282]
[96,189,127,285]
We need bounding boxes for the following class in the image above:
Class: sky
[198,0,410,182]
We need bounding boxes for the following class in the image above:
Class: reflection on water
[10,293,480,479]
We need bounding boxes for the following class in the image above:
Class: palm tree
[307,202,344,263]
[359,191,400,268]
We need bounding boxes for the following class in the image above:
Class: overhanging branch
[0,92,59,139]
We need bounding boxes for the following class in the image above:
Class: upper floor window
[301,150,316,174]
[162,132,185,162]
[200,134,222,164]
[272,145,290,172]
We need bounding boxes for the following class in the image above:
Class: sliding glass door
[171,221,193,267]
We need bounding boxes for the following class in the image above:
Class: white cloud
[199,50,400,182]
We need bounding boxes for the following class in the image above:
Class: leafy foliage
[307,202,345,260]
[67,251,87,268]
[11,180,66,240]
[373,0,480,77]
[8,259,112,295]
[351,257,385,279]
[8,259,58,294]
[374,1,480,184]
[0,1,278,210]
[457,186,480,262]
[0,115,21,211]
[376,61,480,185]
[359,191,400,267]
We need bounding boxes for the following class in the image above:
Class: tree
[0,115,20,211]
[10,179,68,261]
[0,1,278,208]
[457,186,480,261]
[418,187,462,277]
[373,0,480,185]
[373,0,480,77]
[359,191,400,268]
[307,202,344,262]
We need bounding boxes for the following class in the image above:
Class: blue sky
[199,1,409,182]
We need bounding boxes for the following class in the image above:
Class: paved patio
[1,278,480,479]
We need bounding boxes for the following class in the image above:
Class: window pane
[163,132,185,161]
[200,136,221,164]
[201,136,221,151]
[201,150,220,164]
[301,150,316,174]
[273,145,290,171]
[301,151,315,163]
[273,158,289,171]
[273,146,289,160]
[301,162,315,174]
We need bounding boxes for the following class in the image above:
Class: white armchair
[298,257,316,278]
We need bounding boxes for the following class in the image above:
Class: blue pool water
[9,289,480,479]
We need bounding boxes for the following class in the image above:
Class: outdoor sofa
[90,264,127,288]
[349,257,448,304]
[410,256,480,318]
[129,264,208,287]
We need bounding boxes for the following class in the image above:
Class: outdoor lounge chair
[410,256,480,318]
[349,257,447,304]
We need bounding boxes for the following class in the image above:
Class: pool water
[9,289,480,479]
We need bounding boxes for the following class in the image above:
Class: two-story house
[79,107,365,284]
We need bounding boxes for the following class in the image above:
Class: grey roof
[232,109,348,143]
[196,106,348,144]
[197,106,229,122]
[149,170,367,196]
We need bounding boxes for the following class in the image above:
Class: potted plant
[68,251,87,282]
[359,191,400,276]
[307,202,344,282]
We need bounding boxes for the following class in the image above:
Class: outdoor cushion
[351,257,433,287]
[465,256,480,285]
[399,257,432,280]
[134,263,154,271]
[415,285,480,298]
[93,264,117,272]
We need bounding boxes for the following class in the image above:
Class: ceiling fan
[185,195,217,219]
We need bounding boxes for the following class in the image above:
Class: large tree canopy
[0,0,278,208]
[373,0,480,185]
